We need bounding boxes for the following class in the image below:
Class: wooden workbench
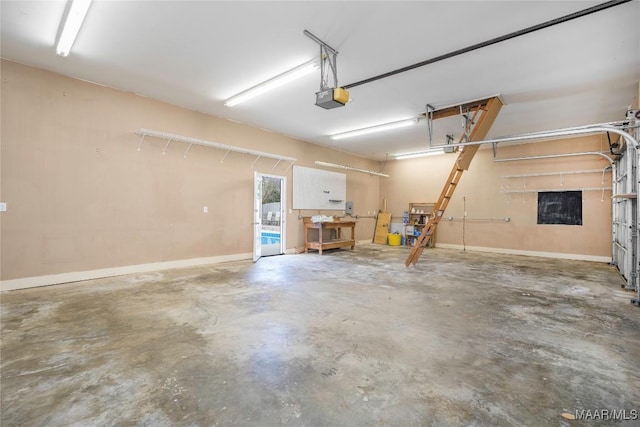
[303,217,356,255]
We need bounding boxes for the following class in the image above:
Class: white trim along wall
[1,240,376,291]
[436,243,611,263]
[2,241,609,292]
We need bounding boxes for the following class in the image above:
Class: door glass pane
[260,177,282,256]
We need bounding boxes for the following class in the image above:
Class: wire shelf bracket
[135,128,297,170]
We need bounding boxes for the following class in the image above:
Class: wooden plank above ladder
[405,96,503,266]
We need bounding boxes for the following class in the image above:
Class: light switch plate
[0,202,6,212]
[203,206,208,213]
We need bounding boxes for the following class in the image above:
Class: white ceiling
[2,1,639,160]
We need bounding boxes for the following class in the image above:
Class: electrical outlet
[203,206,208,213]
[0,202,6,212]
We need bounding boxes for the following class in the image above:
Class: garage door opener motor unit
[305,30,349,110]
[316,87,349,109]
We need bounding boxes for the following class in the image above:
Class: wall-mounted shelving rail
[501,168,611,181]
[135,128,297,171]
[500,168,612,200]
[501,187,612,194]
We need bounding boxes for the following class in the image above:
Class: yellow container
[388,233,401,246]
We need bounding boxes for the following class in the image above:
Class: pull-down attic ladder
[405,96,503,266]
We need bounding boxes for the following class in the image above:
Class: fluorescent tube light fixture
[395,148,446,160]
[224,58,319,107]
[330,118,419,140]
[56,0,93,57]
[314,161,389,178]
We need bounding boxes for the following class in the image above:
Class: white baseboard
[1,252,253,292]
[435,243,611,263]
[7,242,599,292]
[2,241,373,291]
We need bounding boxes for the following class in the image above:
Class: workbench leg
[351,225,355,250]
[304,226,308,253]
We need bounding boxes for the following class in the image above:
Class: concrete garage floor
[1,246,639,426]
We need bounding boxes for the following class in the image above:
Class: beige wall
[0,60,380,281]
[0,59,625,282]
[381,136,613,257]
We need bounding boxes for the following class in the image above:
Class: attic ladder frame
[405,96,503,266]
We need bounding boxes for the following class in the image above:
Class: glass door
[253,172,286,261]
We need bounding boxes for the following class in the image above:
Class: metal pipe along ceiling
[343,0,632,90]
[434,124,639,151]
[494,152,615,166]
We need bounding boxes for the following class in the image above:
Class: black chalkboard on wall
[537,191,582,225]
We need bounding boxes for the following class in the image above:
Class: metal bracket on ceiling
[304,30,339,90]
[425,101,483,148]
[426,104,435,147]
[460,105,471,143]
[446,134,455,146]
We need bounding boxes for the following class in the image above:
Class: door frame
[253,171,287,261]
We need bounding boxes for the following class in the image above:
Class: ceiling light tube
[330,118,419,140]
[56,0,93,57]
[224,58,319,107]
[395,148,445,160]
[314,161,389,177]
